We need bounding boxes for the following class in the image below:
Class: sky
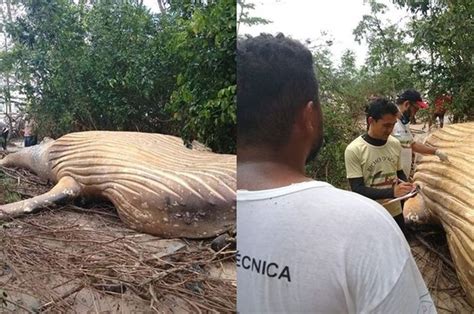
[238,0,410,67]
[143,0,160,12]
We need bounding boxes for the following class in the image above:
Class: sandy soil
[0,163,236,312]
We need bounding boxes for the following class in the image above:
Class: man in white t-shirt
[392,89,449,178]
[237,33,436,313]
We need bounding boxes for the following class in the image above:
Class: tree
[236,0,271,33]
[306,42,365,188]
[162,0,236,152]
[0,0,23,117]
[3,0,236,153]
[394,0,474,120]
[353,0,418,99]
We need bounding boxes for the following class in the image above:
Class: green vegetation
[354,0,474,120]
[1,0,236,153]
[306,44,365,188]
[308,0,474,188]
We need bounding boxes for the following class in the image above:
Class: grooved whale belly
[407,122,474,305]
[0,131,236,239]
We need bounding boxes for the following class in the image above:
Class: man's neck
[367,127,389,140]
[238,161,312,191]
[238,148,311,190]
[362,133,387,146]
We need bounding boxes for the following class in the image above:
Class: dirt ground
[408,229,473,313]
[0,157,236,313]
[0,208,236,313]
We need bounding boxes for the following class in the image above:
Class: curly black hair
[237,33,319,149]
[365,98,399,121]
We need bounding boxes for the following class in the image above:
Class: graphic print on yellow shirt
[345,136,403,216]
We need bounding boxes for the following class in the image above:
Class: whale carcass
[403,122,474,305]
[0,131,236,239]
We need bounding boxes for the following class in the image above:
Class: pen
[392,178,406,186]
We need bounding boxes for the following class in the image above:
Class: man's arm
[348,177,394,200]
[412,142,449,161]
[347,206,436,313]
[345,146,411,199]
[371,258,437,313]
[348,170,410,200]
[397,169,407,182]
[411,142,436,155]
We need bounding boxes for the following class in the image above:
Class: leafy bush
[307,104,362,189]
[5,0,236,153]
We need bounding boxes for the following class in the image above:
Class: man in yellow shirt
[345,98,414,232]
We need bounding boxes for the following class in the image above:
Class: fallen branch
[414,233,456,271]
[38,284,85,312]
[0,296,35,313]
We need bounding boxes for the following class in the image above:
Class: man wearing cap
[393,89,449,178]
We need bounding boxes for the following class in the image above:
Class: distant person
[345,98,414,233]
[23,117,38,147]
[0,122,8,150]
[237,33,435,313]
[429,94,451,129]
[392,89,449,178]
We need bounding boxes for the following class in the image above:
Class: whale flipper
[0,176,81,219]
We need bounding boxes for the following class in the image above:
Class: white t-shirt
[392,119,414,178]
[237,181,435,314]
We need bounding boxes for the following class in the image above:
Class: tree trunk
[3,0,13,115]
[157,0,166,14]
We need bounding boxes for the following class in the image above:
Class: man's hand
[394,182,414,198]
[435,149,449,162]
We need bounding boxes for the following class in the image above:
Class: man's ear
[300,101,317,133]
[294,101,319,137]
[367,116,374,126]
[402,100,411,110]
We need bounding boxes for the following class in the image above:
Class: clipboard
[382,185,420,206]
